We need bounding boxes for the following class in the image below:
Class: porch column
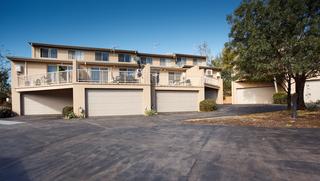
[142,64,151,111]
[72,60,77,83]
[216,78,224,104]
[73,85,86,117]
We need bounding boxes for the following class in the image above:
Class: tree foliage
[212,48,236,96]
[0,48,11,103]
[227,0,320,109]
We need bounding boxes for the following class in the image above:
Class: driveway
[0,105,319,181]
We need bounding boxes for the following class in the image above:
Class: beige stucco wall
[216,78,224,104]
[186,66,204,86]
[11,62,21,114]
[159,70,169,85]
[152,57,160,66]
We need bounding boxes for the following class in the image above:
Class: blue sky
[0,0,240,58]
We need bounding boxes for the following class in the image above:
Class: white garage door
[23,90,73,115]
[87,89,143,116]
[305,80,320,103]
[236,87,275,104]
[156,91,198,112]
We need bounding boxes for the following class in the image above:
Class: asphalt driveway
[0,105,319,181]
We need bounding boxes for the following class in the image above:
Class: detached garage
[236,86,275,104]
[22,89,73,115]
[156,91,198,112]
[86,89,143,116]
[304,80,320,103]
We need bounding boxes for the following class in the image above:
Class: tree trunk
[287,78,291,110]
[294,75,306,110]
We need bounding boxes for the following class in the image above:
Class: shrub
[273,92,287,104]
[145,109,157,116]
[66,112,77,119]
[200,99,217,112]
[306,102,319,112]
[62,106,73,117]
[0,107,12,118]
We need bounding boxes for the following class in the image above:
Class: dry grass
[185,110,320,128]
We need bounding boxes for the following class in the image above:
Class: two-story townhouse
[8,42,223,116]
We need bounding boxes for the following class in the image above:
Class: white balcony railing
[204,76,220,86]
[151,75,203,87]
[16,70,219,88]
[77,69,109,83]
[151,74,220,87]
[77,69,141,84]
[17,71,72,88]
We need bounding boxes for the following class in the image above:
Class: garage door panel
[23,90,73,115]
[304,80,320,103]
[156,91,198,112]
[236,87,275,104]
[87,89,143,116]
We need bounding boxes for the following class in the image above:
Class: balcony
[151,74,220,88]
[204,76,220,87]
[17,71,72,88]
[77,69,141,84]
[16,69,220,88]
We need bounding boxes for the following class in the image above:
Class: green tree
[227,0,320,109]
[212,48,236,97]
[0,48,11,104]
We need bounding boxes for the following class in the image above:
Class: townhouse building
[9,43,223,116]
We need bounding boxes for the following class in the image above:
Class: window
[95,51,109,61]
[151,72,159,84]
[40,48,57,58]
[47,65,72,83]
[169,72,182,84]
[193,59,199,65]
[160,58,174,66]
[47,65,57,72]
[47,65,72,72]
[90,67,108,82]
[140,57,152,64]
[119,68,136,82]
[206,69,213,77]
[118,54,131,62]
[91,67,100,81]
[68,50,84,60]
[160,58,166,66]
[176,57,186,66]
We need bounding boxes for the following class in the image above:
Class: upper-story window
[118,54,131,62]
[68,50,84,60]
[176,57,187,67]
[40,48,57,58]
[169,72,182,84]
[95,51,109,61]
[193,58,199,65]
[140,57,152,64]
[160,58,166,66]
[160,58,174,66]
[193,58,205,66]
